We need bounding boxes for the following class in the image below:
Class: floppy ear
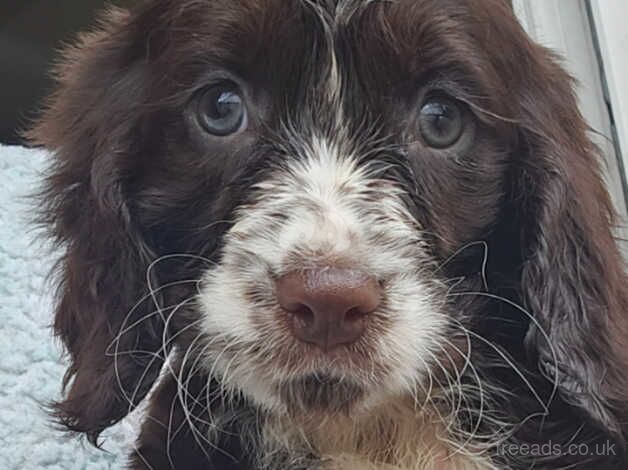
[515,45,628,436]
[31,7,165,444]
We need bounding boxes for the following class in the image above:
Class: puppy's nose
[276,267,381,351]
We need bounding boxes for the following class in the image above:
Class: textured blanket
[0,145,136,469]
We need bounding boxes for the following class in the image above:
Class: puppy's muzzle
[276,267,382,351]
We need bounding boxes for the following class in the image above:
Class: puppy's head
[34,0,628,446]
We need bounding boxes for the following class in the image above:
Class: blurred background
[0,0,136,144]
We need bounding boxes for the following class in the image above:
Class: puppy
[33,0,628,468]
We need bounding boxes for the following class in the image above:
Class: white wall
[513,0,628,226]
[590,1,628,189]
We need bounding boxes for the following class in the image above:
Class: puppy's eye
[196,82,247,136]
[418,96,464,149]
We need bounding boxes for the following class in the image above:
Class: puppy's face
[138,0,514,416]
[38,0,628,452]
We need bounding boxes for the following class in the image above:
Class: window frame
[513,0,628,228]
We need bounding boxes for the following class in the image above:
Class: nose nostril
[291,304,315,326]
[295,304,310,315]
[345,306,367,323]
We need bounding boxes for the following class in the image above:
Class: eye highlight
[418,96,464,149]
[196,81,247,136]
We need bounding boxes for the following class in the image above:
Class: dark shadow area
[0,0,136,144]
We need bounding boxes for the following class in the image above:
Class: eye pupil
[197,82,246,136]
[419,97,464,148]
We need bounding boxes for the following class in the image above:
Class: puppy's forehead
[160,0,517,124]
[169,0,505,80]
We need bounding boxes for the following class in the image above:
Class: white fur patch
[198,132,447,408]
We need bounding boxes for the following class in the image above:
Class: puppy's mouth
[275,373,365,416]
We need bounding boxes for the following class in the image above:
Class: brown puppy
[33,1,628,468]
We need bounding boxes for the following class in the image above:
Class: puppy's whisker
[447,291,560,411]
[113,297,198,414]
[175,333,220,460]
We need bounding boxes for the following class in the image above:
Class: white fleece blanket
[0,145,137,469]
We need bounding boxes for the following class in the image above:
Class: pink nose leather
[276,267,382,350]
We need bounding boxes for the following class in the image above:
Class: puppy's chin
[276,374,365,417]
